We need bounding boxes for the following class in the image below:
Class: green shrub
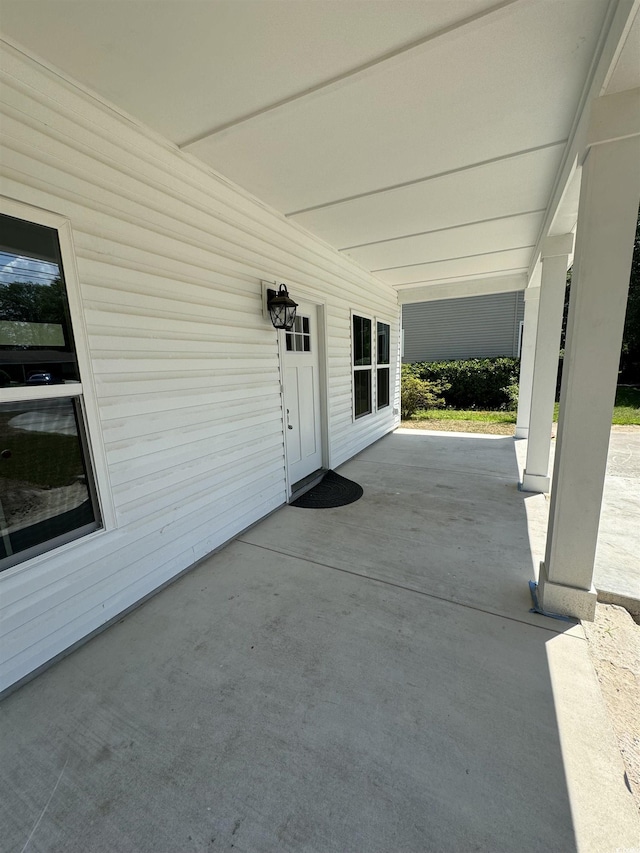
[503,382,519,411]
[401,373,448,419]
[404,357,520,410]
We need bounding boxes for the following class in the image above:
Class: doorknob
[286,409,293,430]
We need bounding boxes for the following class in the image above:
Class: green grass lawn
[605,385,638,425]
[411,409,516,424]
[552,386,640,425]
[411,386,640,426]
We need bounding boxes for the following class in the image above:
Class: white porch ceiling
[1,0,638,301]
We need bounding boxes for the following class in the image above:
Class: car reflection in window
[26,372,54,385]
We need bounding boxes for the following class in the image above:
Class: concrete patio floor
[515,428,640,618]
[1,430,639,853]
[593,430,640,613]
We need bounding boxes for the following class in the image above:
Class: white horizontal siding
[0,42,400,693]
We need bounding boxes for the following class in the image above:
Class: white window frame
[375,318,391,411]
[351,311,374,420]
[0,197,115,573]
[351,312,397,420]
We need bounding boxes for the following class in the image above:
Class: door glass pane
[286,333,293,352]
[0,214,80,387]
[354,370,372,418]
[0,398,98,568]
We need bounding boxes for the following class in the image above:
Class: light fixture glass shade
[267,284,298,330]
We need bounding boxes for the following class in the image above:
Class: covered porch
[2,0,637,631]
[1,428,638,852]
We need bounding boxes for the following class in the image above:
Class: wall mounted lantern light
[266,283,298,330]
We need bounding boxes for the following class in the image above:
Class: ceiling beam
[180,0,519,148]
[339,208,546,252]
[396,273,527,305]
[286,141,565,219]
[372,244,535,274]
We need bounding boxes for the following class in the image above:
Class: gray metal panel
[402,291,523,362]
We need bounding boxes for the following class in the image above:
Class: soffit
[0,0,622,295]
[604,7,640,94]
[0,0,498,145]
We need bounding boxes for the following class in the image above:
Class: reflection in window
[353,315,371,366]
[377,322,390,366]
[354,369,372,419]
[377,321,390,409]
[0,398,99,568]
[1,212,100,570]
[377,367,390,409]
[0,214,79,388]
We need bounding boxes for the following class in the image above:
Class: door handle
[286,409,293,430]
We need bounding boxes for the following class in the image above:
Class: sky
[0,252,59,287]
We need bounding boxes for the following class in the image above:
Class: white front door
[282,303,323,488]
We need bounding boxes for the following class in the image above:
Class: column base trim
[515,426,529,439]
[538,561,597,621]
[520,471,550,493]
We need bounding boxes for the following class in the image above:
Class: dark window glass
[286,314,311,354]
[377,322,390,365]
[377,367,390,408]
[0,214,80,388]
[0,398,99,569]
[353,315,371,366]
[1,213,101,570]
[354,370,372,418]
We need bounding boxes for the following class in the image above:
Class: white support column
[539,88,640,620]
[515,278,541,439]
[521,234,573,492]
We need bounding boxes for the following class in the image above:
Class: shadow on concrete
[1,430,636,851]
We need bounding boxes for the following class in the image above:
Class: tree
[0,276,65,324]
[620,209,640,381]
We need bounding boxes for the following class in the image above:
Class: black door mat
[290,470,363,509]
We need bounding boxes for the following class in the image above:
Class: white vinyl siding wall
[0,43,400,693]
[402,292,525,362]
